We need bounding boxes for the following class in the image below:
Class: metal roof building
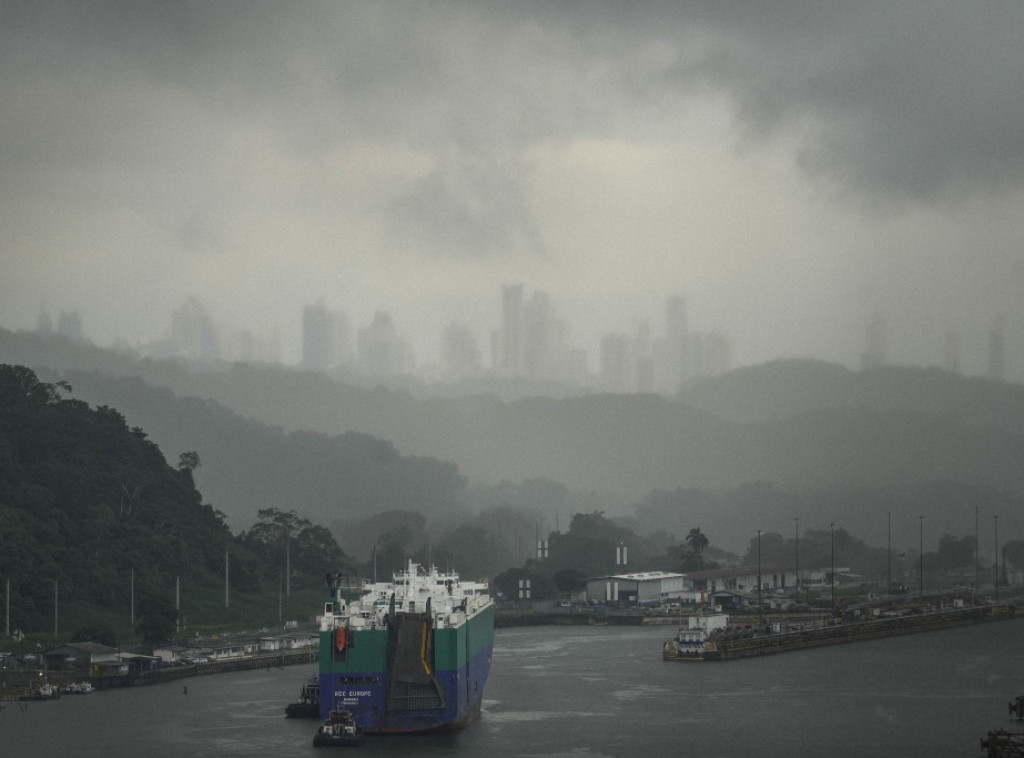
[584,571,697,605]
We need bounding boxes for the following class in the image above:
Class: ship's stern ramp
[387,609,446,712]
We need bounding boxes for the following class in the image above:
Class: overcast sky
[3,1,1023,376]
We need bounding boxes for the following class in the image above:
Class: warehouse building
[584,571,701,606]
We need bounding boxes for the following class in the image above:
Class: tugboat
[313,708,364,747]
[285,674,320,718]
[662,613,730,661]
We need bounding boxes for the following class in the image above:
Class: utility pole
[887,511,892,594]
[994,515,1000,602]
[225,545,230,609]
[919,516,925,599]
[830,523,836,614]
[54,578,58,638]
[794,517,800,598]
[756,529,764,626]
[975,505,980,602]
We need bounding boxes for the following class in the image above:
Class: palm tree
[686,527,710,569]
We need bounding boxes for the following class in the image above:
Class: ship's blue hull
[319,636,493,733]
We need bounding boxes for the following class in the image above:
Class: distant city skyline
[27,284,1014,391]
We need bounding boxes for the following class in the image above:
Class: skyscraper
[522,290,554,380]
[302,301,336,371]
[498,283,523,375]
[662,295,689,391]
[942,330,961,374]
[441,322,480,379]
[861,313,888,369]
[171,296,219,362]
[358,311,411,375]
[988,315,1006,381]
[599,333,633,392]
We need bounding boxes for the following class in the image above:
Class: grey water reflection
[4,621,1022,757]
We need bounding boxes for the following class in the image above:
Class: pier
[664,603,1017,661]
[0,648,318,700]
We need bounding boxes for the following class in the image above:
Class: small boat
[285,674,320,718]
[313,708,364,747]
[20,682,61,700]
[62,681,96,695]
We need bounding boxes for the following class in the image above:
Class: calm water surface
[4,619,1023,757]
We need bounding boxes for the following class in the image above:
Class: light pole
[975,505,980,603]
[755,529,763,628]
[994,515,1000,602]
[887,511,892,595]
[918,516,924,600]
[794,517,800,599]
[829,523,836,615]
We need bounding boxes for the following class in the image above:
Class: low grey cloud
[7,2,1021,201]
[2,1,1023,373]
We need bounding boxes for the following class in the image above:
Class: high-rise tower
[663,295,689,391]
[989,315,1006,381]
[302,301,337,371]
[861,313,888,369]
[499,284,524,374]
[172,297,219,362]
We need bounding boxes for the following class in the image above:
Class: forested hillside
[679,359,1024,429]
[44,370,469,531]
[0,365,350,636]
[0,365,228,629]
[4,329,1024,554]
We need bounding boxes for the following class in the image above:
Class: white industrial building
[584,571,702,605]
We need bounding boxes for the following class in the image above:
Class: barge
[663,603,1016,662]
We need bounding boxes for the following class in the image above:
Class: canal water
[3,619,1022,757]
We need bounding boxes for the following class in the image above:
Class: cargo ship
[317,561,493,733]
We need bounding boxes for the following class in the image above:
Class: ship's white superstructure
[320,561,491,633]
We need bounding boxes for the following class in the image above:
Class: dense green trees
[1003,541,1024,572]
[0,365,275,634]
[70,624,118,647]
[238,507,352,588]
[685,527,709,568]
[134,591,178,646]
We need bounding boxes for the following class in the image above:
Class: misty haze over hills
[2,326,1021,558]
[33,284,1016,396]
